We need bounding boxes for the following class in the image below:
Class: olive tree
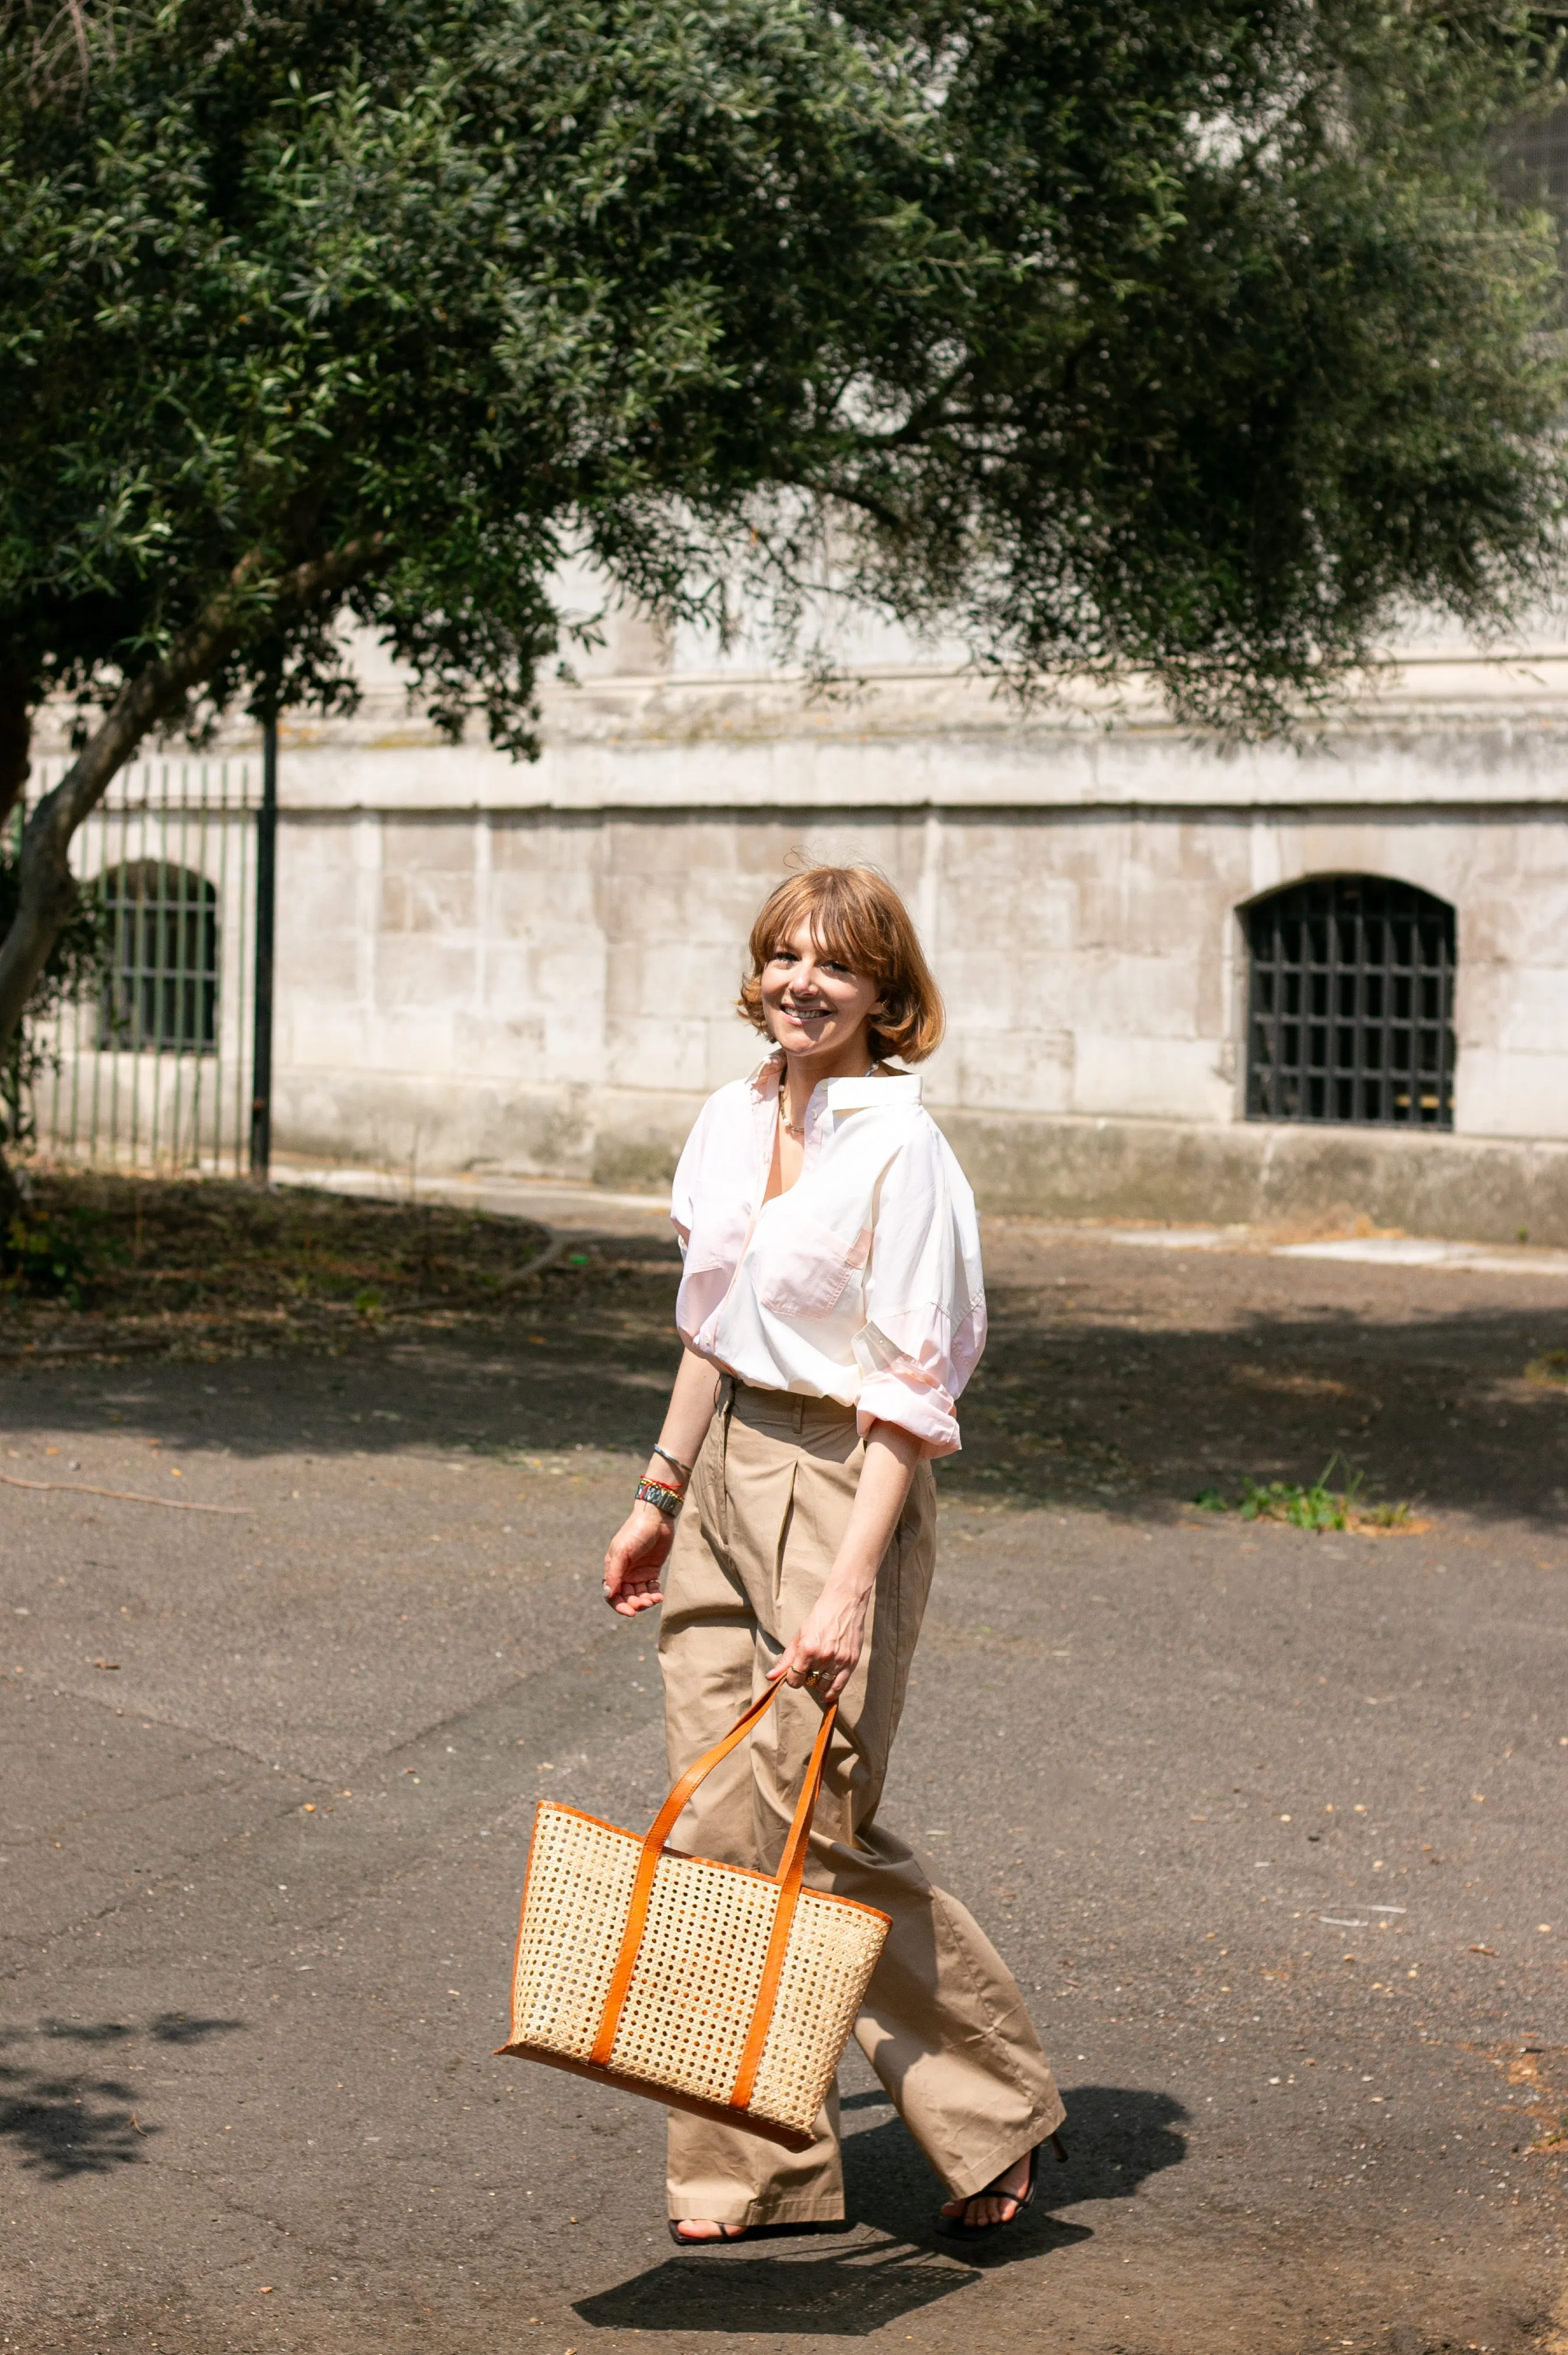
[2,0,1565,1201]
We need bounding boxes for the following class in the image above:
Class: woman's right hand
[602,1502,676,1616]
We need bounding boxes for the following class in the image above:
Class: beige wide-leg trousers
[657,1379,1064,2227]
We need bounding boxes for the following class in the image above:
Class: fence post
[249,718,277,1180]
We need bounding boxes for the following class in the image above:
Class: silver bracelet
[652,1442,692,1482]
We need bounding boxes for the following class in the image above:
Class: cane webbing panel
[609,1849,780,2100]
[509,1807,639,2058]
[747,1888,887,2128]
[509,1803,888,2138]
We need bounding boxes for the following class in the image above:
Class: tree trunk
[0,533,391,1078]
[0,683,188,1060]
[0,536,388,1229]
[0,665,36,1225]
[0,663,32,836]
[0,1136,22,1226]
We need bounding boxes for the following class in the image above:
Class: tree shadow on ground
[0,2016,244,2180]
[572,2083,1182,2333]
[0,2049,150,2178]
[4,1217,1565,1529]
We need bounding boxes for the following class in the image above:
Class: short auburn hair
[737,866,944,1065]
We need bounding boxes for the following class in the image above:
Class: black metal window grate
[97,859,219,1053]
[1245,875,1455,1127]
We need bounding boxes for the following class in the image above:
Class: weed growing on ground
[1525,1349,1568,1387]
[1,1207,117,1309]
[1194,1457,1418,1533]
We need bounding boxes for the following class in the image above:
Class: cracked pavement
[2,1213,1567,2354]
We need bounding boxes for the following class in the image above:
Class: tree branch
[0,533,392,1067]
[0,662,34,836]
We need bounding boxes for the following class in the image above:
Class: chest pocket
[751,1215,870,1321]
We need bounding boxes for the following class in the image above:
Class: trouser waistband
[717,1375,856,1433]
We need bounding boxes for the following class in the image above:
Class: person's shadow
[574,2084,1186,2336]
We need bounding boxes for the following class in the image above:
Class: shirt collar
[749,1054,921,1114]
[826,1072,922,1113]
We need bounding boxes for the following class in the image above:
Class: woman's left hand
[768,1576,872,1706]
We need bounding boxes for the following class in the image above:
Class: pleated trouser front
[656,1379,1065,2227]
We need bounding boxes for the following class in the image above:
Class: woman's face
[759,920,883,1062]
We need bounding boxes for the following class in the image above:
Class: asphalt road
[3,1214,1567,2355]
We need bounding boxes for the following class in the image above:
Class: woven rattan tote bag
[498,1681,890,2150]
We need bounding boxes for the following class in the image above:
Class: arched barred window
[1244,875,1455,1127]
[97,860,219,1053]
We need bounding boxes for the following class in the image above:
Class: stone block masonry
[44,646,1568,1238]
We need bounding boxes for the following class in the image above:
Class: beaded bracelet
[635,1477,685,1519]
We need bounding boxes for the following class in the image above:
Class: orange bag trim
[588,1681,785,2071]
[507,1685,890,2143]
[493,2041,817,2152]
[523,1801,889,1919]
[727,1697,839,2111]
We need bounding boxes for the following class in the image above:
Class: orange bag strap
[588,1679,839,2075]
[727,1695,838,2111]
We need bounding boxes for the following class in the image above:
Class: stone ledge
[942,1109,1568,1247]
[30,653,1568,812]
[271,1066,1568,1248]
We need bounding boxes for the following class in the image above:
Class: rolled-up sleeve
[852,1128,986,1458]
[670,1095,712,1247]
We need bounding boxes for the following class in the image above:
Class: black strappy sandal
[934,2133,1067,2240]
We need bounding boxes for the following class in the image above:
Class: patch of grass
[1193,1457,1419,1534]
[1356,1498,1420,1530]
[1525,1349,1568,1389]
[1239,1464,1359,1530]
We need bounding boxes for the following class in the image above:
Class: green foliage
[1194,1458,1416,1530]
[1,0,1565,766]
[1,1204,115,1307]
[1194,1470,1351,1526]
[1237,1466,1360,1531]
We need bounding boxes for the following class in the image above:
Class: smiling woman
[737,867,945,1074]
[599,866,1066,2246]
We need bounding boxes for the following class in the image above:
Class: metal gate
[16,758,259,1175]
[1244,874,1457,1129]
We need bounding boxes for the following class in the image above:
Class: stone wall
[254,652,1568,1240]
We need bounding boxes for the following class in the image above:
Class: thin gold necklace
[780,1061,876,1138]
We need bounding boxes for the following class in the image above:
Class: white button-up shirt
[670,1053,986,1457]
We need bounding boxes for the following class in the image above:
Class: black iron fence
[17,758,261,1174]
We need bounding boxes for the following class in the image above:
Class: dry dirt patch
[1,1171,556,1361]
